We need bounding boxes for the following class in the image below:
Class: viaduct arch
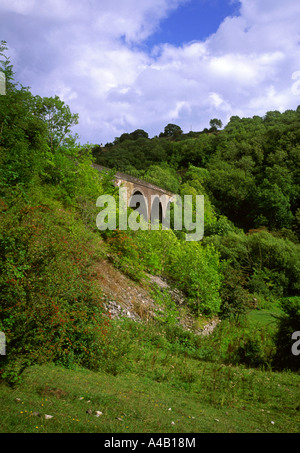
[93,163,175,224]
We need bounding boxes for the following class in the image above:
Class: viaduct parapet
[92,163,175,223]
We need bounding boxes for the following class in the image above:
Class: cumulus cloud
[0,0,300,144]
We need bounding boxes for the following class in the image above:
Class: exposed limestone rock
[93,259,220,336]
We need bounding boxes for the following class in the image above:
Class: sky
[1,0,300,145]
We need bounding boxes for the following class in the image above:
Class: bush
[273,296,300,371]
[105,230,145,281]
[204,230,300,299]
[206,319,275,369]
[135,228,222,316]
[134,228,178,275]
[0,194,108,384]
[246,232,300,296]
[166,241,222,316]
[219,267,253,320]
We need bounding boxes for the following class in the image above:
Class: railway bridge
[93,164,175,224]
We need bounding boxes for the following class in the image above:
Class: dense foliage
[0,40,299,384]
[0,41,115,382]
[94,110,300,234]
[93,102,300,312]
[93,98,300,371]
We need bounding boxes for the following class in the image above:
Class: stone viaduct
[92,163,175,224]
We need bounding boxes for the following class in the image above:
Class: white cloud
[0,0,85,19]
[1,0,300,144]
[0,0,187,40]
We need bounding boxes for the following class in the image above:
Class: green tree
[255,180,293,230]
[0,47,48,191]
[0,40,15,90]
[144,164,180,193]
[130,129,149,140]
[206,161,256,228]
[34,95,79,152]
[166,241,222,316]
[209,118,223,132]
[117,129,149,143]
[160,123,183,138]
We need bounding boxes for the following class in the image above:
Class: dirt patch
[38,386,68,399]
[91,258,220,335]
[91,259,158,322]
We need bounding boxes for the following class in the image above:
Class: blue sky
[0,0,300,144]
[146,0,241,48]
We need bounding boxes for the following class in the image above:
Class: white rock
[45,414,53,420]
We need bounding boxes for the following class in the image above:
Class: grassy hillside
[1,335,299,433]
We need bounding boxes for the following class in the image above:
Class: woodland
[0,41,299,433]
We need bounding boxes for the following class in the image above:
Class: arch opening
[151,196,164,225]
[129,190,148,222]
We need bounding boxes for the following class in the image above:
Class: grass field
[1,316,299,434]
[247,302,283,328]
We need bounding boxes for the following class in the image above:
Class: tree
[263,110,282,124]
[255,180,293,230]
[206,161,256,228]
[0,40,16,91]
[0,44,48,190]
[34,95,79,152]
[118,129,149,143]
[130,129,148,140]
[209,118,223,132]
[160,123,183,138]
[144,164,180,193]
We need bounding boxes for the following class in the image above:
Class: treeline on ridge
[93,112,300,235]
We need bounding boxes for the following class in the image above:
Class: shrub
[165,241,222,316]
[134,228,222,316]
[273,296,300,371]
[105,230,144,281]
[219,267,253,320]
[134,228,178,275]
[206,319,275,369]
[204,230,300,299]
[0,195,108,384]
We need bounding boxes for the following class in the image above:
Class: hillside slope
[92,258,219,335]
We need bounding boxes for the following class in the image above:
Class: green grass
[1,317,299,434]
[248,310,278,325]
[247,302,284,331]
